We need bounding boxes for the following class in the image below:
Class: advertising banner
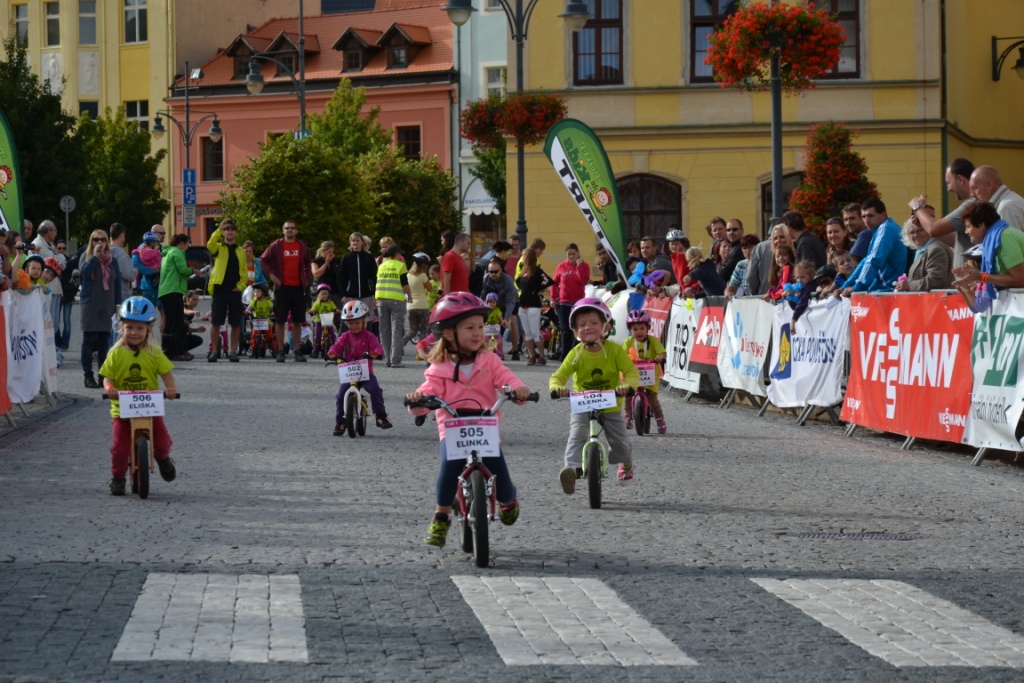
[42,292,57,394]
[0,110,23,234]
[688,296,727,376]
[544,119,629,283]
[664,298,702,393]
[7,289,45,403]
[963,292,1024,451]
[841,292,973,443]
[0,292,11,415]
[716,298,773,397]
[767,297,850,409]
[642,294,673,343]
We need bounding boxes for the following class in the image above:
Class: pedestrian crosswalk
[109,572,1024,669]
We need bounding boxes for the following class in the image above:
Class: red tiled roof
[267,31,322,54]
[193,0,453,88]
[382,23,432,45]
[332,27,384,51]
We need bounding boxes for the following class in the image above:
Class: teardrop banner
[0,109,23,235]
[544,118,628,284]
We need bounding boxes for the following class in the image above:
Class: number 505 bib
[443,417,500,459]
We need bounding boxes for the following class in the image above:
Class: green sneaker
[499,500,520,526]
[424,514,450,547]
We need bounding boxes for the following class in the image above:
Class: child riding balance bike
[623,309,668,434]
[327,300,392,435]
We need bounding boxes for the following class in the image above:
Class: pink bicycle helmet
[569,297,612,328]
[429,292,490,331]
[316,283,331,292]
[626,309,652,326]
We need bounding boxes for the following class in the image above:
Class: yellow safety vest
[375,258,407,301]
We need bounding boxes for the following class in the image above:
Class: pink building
[161,0,455,241]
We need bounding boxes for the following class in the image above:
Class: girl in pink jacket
[406,292,533,549]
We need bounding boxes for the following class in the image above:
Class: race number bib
[569,390,617,414]
[337,359,370,383]
[443,417,500,459]
[118,391,166,418]
[484,324,502,337]
[320,314,335,328]
[635,361,656,387]
[252,318,270,331]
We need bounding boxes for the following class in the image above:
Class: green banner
[543,119,627,283]
[0,110,23,236]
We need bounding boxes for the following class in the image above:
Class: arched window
[618,174,682,241]
[760,172,805,238]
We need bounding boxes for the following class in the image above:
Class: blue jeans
[58,300,74,350]
[557,303,575,360]
[435,439,517,507]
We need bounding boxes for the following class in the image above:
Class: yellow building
[506,0,1024,269]
[0,0,298,225]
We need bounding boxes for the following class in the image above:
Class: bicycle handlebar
[324,352,377,366]
[405,386,540,419]
[549,387,636,400]
[102,392,181,400]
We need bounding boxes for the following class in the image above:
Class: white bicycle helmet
[339,300,370,320]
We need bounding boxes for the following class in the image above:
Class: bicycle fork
[457,462,497,522]
[580,413,608,478]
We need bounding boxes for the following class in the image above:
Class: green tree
[468,143,507,217]
[0,35,85,233]
[76,107,169,243]
[309,79,392,157]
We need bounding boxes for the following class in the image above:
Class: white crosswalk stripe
[752,578,1024,668]
[111,573,308,663]
[452,575,697,666]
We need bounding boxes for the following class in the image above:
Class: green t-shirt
[310,299,338,315]
[486,307,504,325]
[996,228,1024,274]
[99,344,174,418]
[549,341,640,412]
[249,297,273,319]
[623,335,666,394]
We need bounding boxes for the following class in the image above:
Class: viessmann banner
[544,119,629,284]
[841,292,974,444]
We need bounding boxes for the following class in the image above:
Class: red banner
[688,296,726,375]
[642,294,673,343]
[0,298,10,415]
[841,292,974,442]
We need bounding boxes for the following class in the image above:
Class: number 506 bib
[443,417,500,459]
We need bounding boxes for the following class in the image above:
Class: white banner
[716,298,773,397]
[963,292,1024,451]
[766,297,850,409]
[6,289,45,403]
[664,298,702,393]
[42,292,57,394]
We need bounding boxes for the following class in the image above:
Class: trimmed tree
[788,121,878,235]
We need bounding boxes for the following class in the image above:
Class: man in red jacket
[260,220,312,362]
[551,243,591,360]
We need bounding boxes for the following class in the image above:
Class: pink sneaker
[657,419,667,434]
[625,414,633,430]
[617,464,634,485]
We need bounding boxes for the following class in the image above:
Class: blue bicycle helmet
[118,296,158,324]
[142,231,161,243]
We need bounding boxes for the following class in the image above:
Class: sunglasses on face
[92,238,107,243]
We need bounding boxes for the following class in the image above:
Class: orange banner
[642,294,673,343]
[841,292,974,442]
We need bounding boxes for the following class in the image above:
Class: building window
[820,0,860,79]
[79,102,99,119]
[14,5,29,48]
[124,0,147,44]
[79,1,97,45]
[277,53,296,77]
[46,2,60,47]
[396,126,421,160]
[388,46,407,69]
[125,100,149,131]
[618,174,682,241]
[201,137,224,181]
[760,172,805,238]
[573,0,623,86]
[344,49,362,72]
[484,66,506,98]
[233,54,250,80]
[691,0,740,83]
[484,0,502,9]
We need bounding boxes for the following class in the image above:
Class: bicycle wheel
[356,398,368,436]
[640,397,652,435]
[632,394,646,436]
[459,494,473,553]
[134,437,150,499]
[469,469,489,567]
[585,442,602,509]
[345,391,359,439]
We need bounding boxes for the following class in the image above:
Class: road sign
[183,185,196,205]
[183,205,196,227]
[59,195,76,212]
[182,168,196,185]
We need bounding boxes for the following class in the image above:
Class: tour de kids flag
[7,289,45,404]
[716,298,773,397]
[767,297,849,409]
[544,119,628,284]
[688,296,727,376]
[0,110,23,235]
[963,292,1024,452]
[841,292,973,444]
[664,297,702,393]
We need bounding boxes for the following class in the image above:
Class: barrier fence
[596,287,1024,467]
[2,288,58,427]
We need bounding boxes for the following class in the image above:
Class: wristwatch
[911,202,925,212]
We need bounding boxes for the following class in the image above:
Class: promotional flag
[642,294,673,343]
[716,298,773,397]
[688,296,727,376]
[544,119,628,283]
[664,297,702,393]
[7,289,45,404]
[0,110,23,235]
[767,297,849,408]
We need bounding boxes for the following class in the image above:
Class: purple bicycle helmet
[626,309,652,326]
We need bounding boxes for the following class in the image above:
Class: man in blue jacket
[840,198,909,295]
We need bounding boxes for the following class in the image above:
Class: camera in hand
[15,243,26,251]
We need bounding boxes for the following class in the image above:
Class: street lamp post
[444,0,589,247]
[244,0,307,137]
[152,60,223,241]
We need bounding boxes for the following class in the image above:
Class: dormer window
[278,53,296,76]
[389,46,407,69]
[345,49,362,72]
[233,52,249,79]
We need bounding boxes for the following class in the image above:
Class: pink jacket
[328,330,384,373]
[410,351,526,441]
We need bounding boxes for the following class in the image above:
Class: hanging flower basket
[705,2,845,94]
[459,93,567,150]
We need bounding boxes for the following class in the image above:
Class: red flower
[459,93,567,150]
